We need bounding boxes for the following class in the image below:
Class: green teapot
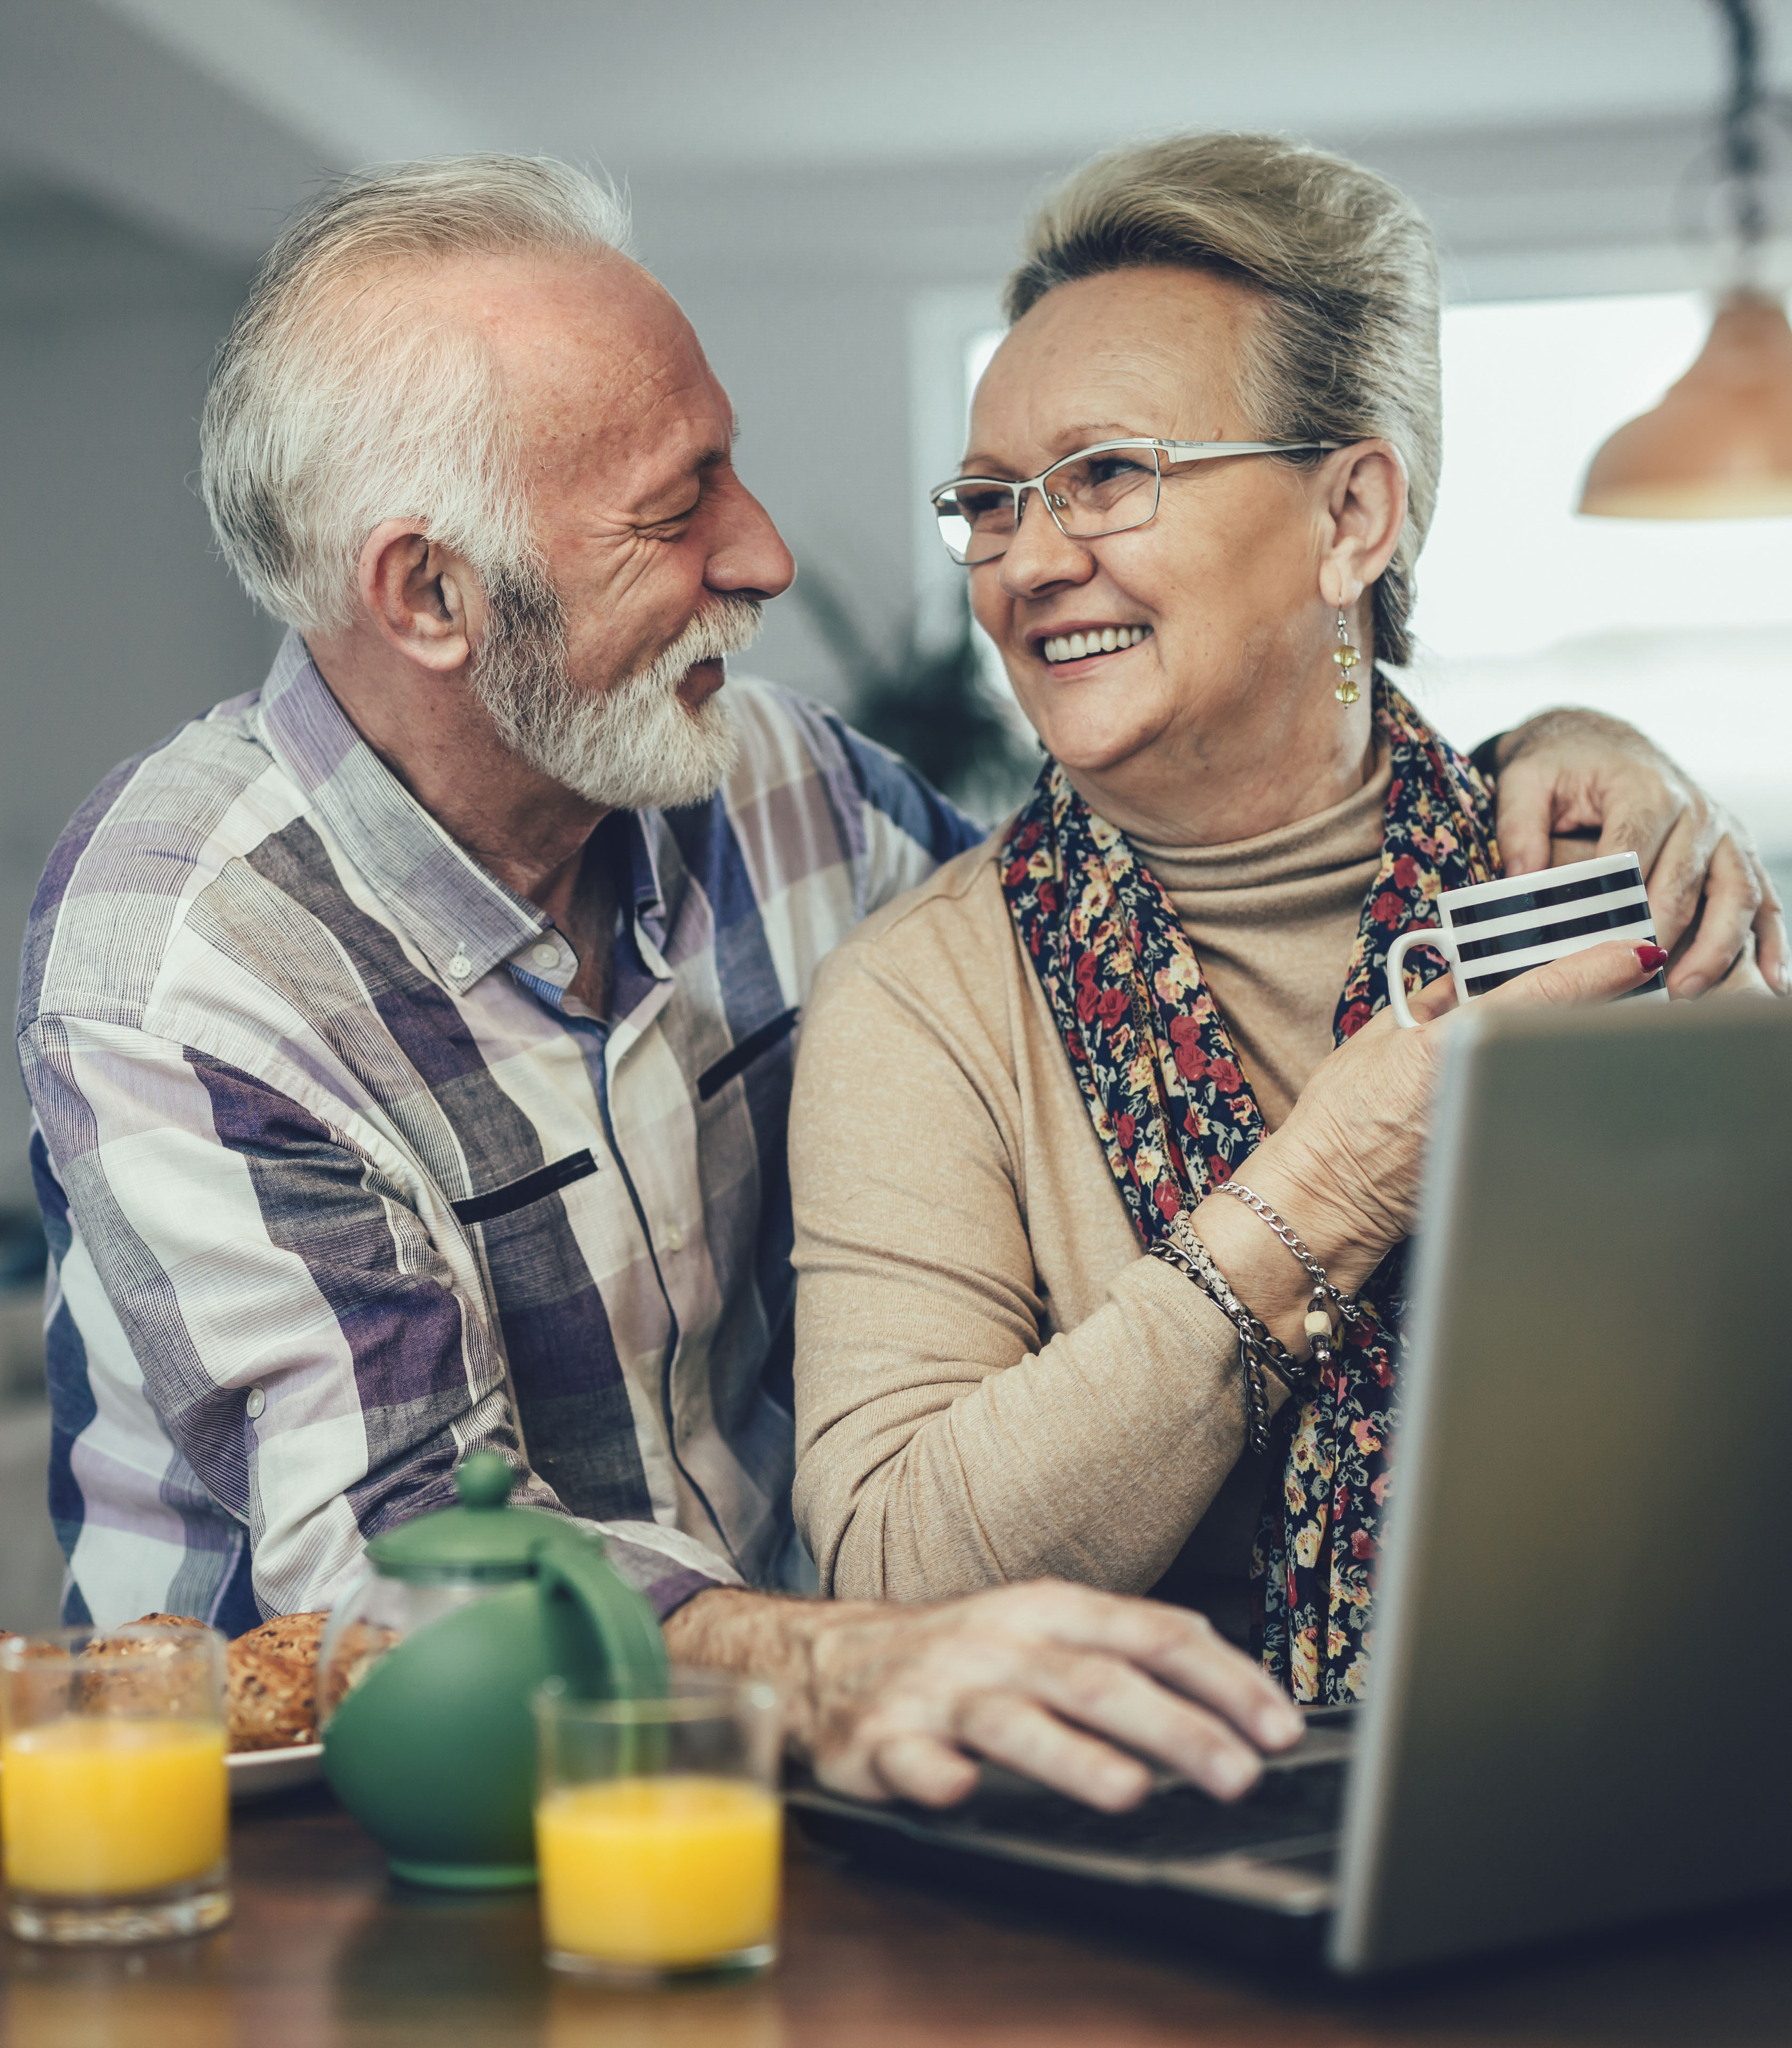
[317,1452,667,1889]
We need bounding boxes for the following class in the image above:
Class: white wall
[0,189,277,1205]
[663,268,919,708]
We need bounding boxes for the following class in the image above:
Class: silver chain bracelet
[1215,1181,1352,1314]
[1214,1180,1353,1381]
[1153,1234,1274,1456]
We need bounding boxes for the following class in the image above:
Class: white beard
[470,572,759,811]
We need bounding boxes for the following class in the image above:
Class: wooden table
[4,1785,1789,2046]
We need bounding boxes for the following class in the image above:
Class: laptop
[788,993,1792,1974]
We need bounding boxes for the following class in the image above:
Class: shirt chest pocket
[449,1150,601,1228]
[694,1006,800,1105]
[450,1151,613,1330]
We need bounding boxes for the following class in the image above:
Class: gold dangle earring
[1332,607,1362,706]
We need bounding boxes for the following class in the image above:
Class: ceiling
[3,0,1788,267]
[123,0,1759,171]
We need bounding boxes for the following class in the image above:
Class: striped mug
[1385,851,1667,1029]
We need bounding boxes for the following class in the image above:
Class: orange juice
[535,1775,781,1965]
[1,1718,227,1895]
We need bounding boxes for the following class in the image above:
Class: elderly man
[17,157,1782,1814]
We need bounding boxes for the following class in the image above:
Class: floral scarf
[998,676,1498,1703]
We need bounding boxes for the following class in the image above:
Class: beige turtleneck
[1132,741,1390,1129]
[788,759,1392,1620]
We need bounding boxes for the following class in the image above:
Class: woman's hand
[1198,939,1666,1333]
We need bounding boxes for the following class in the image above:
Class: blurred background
[2,1,1790,1620]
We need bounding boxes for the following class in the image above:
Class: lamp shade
[1577,290,1792,518]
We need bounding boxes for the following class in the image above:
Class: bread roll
[225,1612,327,1751]
[46,1611,331,1752]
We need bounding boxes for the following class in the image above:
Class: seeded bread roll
[98,1612,205,1643]
[225,1612,327,1751]
[85,1614,211,1712]
[42,1611,328,1750]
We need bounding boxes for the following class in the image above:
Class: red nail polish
[1635,944,1668,972]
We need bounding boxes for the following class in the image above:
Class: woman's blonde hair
[1005,132,1442,668]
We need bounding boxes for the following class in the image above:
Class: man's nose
[996,486,1091,599]
[708,479,796,601]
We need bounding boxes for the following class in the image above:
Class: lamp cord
[1710,0,1792,258]
[1715,0,1768,247]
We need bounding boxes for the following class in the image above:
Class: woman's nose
[996,487,1094,598]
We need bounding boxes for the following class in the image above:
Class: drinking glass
[1,1624,231,1944]
[533,1668,782,1982]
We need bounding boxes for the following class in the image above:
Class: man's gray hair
[201,156,633,634]
[1005,132,1441,668]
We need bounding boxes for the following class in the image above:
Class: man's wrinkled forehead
[423,245,731,505]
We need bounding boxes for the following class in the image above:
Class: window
[1415,293,1792,886]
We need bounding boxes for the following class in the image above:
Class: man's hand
[1488,709,1788,998]
[665,1581,1303,1812]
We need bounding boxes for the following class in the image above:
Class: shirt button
[663,1223,685,1252]
[245,1387,266,1420]
[448,953,471,980]
[531,942,561,968]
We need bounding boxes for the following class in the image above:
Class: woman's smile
[1033,622,1153,670]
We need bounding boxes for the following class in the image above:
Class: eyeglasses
[929,437,1342,565]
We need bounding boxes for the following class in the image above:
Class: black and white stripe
[1452,860,1656,999]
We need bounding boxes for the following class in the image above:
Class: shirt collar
[605,810,669,959]
[253,631,554,993]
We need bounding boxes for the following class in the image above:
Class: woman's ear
[358,520,477,674]
[1317,441,1407,611]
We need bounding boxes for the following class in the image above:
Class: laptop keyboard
[908,1758,1348,1865]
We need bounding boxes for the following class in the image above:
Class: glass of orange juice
[533,1668,782,1983]
[1,1623,230,1945]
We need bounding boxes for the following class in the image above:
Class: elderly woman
[787,132,1771,1706]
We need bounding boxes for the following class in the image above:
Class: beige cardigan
[789,765,1387,1611]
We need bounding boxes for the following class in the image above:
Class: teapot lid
[365,1452,573,1579]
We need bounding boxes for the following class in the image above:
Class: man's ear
[358,519,479,674]
[1317,441,1407,612]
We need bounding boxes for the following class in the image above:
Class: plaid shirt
[18,632,978,1633]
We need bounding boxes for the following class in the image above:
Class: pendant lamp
[1578,0,1792,519]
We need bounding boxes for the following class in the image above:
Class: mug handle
[1386,927,1455,1029]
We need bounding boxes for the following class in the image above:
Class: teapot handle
[532,1530,669,1702]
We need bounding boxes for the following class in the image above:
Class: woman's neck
[1066,701,1379,849]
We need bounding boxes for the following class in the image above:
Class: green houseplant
[794,574,1037,825]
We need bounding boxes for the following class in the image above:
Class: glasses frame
[929,436,1344,565]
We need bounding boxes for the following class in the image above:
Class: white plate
[227,1743,323,1802]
